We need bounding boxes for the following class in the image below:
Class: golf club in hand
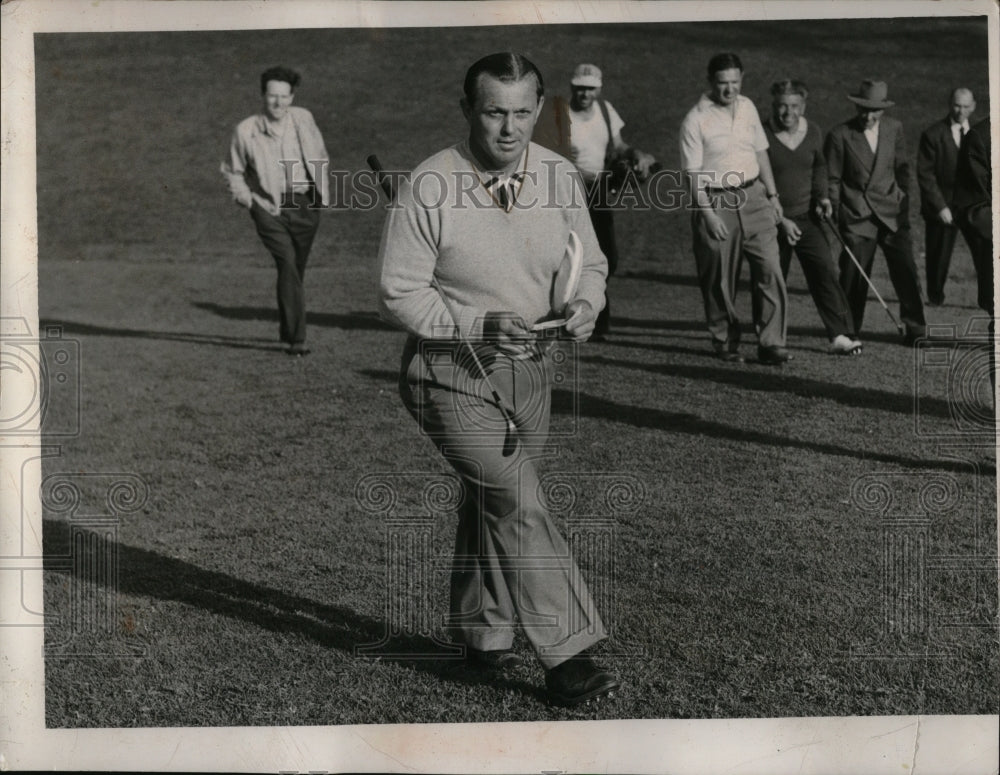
[821,211,906,336]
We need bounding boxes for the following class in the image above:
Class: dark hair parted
[771,79,809,100]
[463,53,544,106]
[260,66,301,93]
[707,53,743,78]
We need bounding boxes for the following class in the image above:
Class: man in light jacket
[222,66,330,356]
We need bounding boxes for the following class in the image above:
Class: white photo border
[1,1,997,772]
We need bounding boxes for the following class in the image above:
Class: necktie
[486,173,523,212]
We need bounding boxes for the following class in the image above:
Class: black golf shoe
[712,341,744,363]
[466,647,522,672]
[758,345,793,365]
[545,651,620,707]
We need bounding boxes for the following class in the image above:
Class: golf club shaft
[823,213,906,333]
[429,277,520,436]
[367,154,395,201]
[369,153,518,445]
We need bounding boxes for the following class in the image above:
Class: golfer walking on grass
[222,66,330,356]
[824,79,927,345]
[764,79,862,356]
[377,52,619,707]
[680,52,791,365]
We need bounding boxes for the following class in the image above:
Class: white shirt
[864,121,879,154]
[568,101,625,180]
[680,94,768,187]
[951,119,970,148]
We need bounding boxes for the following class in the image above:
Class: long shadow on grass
[553,390,989,475]
[358,368,401,383]
[618,270,813,297]
[42,518,544,701]
[581,349,955,420]
[606,317,706,333]
[194,303,395,331]
[40,319,281,352]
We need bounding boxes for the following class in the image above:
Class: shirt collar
[699,93,743,112]
[464,141,529,184]
[256,112,290,137]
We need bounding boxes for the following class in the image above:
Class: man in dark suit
[951,117,993,316]
[917,88,978,306]
[825,79,927,344]
[952,116,994,393]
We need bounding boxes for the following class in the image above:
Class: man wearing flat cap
[825,79,927,344]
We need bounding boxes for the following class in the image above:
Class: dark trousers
[250,192,321,345]
[923,217,982,304]
[778,214,855,339]
[587,178,618,336]
[838,223,926,336]
[973,239,994,316]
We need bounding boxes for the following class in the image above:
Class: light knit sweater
[378,140,607,341]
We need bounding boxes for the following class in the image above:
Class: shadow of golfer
[619,269,814,297]
[579,350,955,420]
[42,518,542,699]
[552,389,991,475]
[357,368,401,383]
[605,316,707,333]
[39,319,282,352]
[192,303,396,332]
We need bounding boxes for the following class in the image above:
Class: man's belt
[706,176,758,193]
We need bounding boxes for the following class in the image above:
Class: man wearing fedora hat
[824,79,927,344]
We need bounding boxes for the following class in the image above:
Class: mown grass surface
[36,18,996,726]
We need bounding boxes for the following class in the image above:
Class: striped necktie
[486,173,523,212]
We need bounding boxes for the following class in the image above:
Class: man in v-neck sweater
[764,80,861,355]
[378,53,618,707]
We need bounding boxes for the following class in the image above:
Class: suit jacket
[825,115,911,237]
[917,115,963,217]
[952,117,992,240]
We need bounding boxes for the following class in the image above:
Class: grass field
[34,17,997,726]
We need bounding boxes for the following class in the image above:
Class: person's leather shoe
[757,346,793,365]
[545,653,620,707]
[286,344,311,356]
[466,647,522,671]
[712,341,744,363]
[902,327,927,346]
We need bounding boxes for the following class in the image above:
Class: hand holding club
[563,299,597,342]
